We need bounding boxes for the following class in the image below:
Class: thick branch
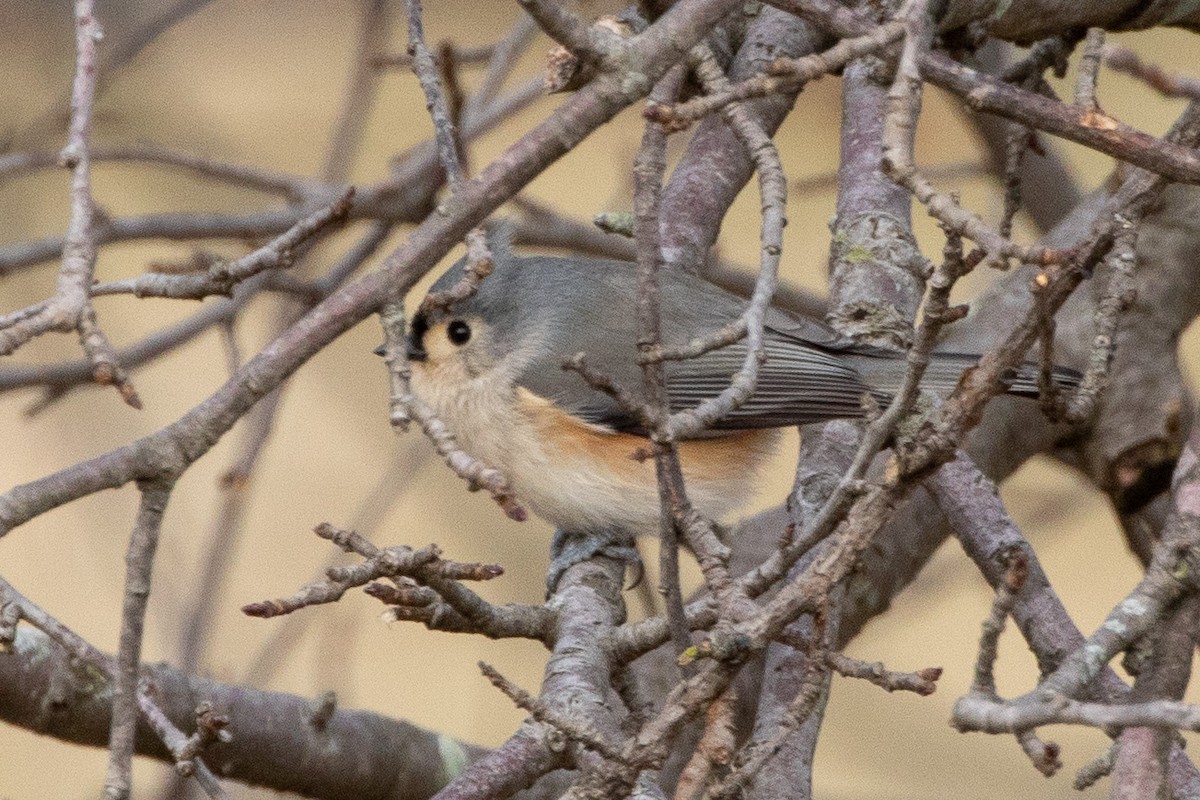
[0,627,496,800]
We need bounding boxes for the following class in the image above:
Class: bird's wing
[539,329,883,434]
[664,332,883,430]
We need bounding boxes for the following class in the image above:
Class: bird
[404,245,1079,577]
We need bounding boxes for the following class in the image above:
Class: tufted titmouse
[405,249,1077,542]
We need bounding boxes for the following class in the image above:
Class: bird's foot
[546,528,642,598]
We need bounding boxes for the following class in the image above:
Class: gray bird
[404,248,1077,558]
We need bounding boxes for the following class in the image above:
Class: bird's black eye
[447,320,471,345]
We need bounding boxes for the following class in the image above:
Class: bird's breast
[410,363,778,535]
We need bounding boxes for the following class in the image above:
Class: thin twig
[881,0,1052,269]
[90,189,355,299]
[661,42,787,440]
[1073,28,1106,110]
[104,482,174,800]
[1104,45,1200,100]
[373,42,496,70]
[968,554,1029,699]
[1076,742,1119,790]
[418,229,495,315]
[135,693,230,798]
[954,695,1200,735]
[479,662,630,764]
[632,66,693,663]
[405,0,468,187]
[244,524,551,642]
[649,20,905,127]
[823,652,941,695]
[998,125,1034,239]
[405,0,495,315]
[0,145,315,198]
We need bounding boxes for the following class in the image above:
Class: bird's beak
[371,340,427,361]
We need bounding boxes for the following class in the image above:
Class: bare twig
[1105,45,1200,101]
[418,229,495,315]
[406,0,468,187]
[823,652,941,695]
[480,662,629,764]
[373,42,496,70]
[950,553,1068,777]
[135,693,230,798]
[969,554,1029,699]
[405,0,500,314]
[880,0,1055,269]
[89,189,355,299]
[650,21,905,127]
[997,125,1034,239]
[632,66,693,662]
[1076,743,1119,790]
[1062,222,1137,422]
[660,42,787,440]
[1072,29,1106,110]
[244,524,552,643]
[105,482,174,800]
[0,145,314,198]
[953,694,1200,735]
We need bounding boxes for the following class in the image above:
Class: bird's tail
[853,351,1082,400]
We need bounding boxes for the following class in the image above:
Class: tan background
[1,1,1199,797]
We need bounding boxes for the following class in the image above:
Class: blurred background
[1,1,1199,797]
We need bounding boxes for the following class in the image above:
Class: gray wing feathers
[657,333,881,430]
[551,330,882,433]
